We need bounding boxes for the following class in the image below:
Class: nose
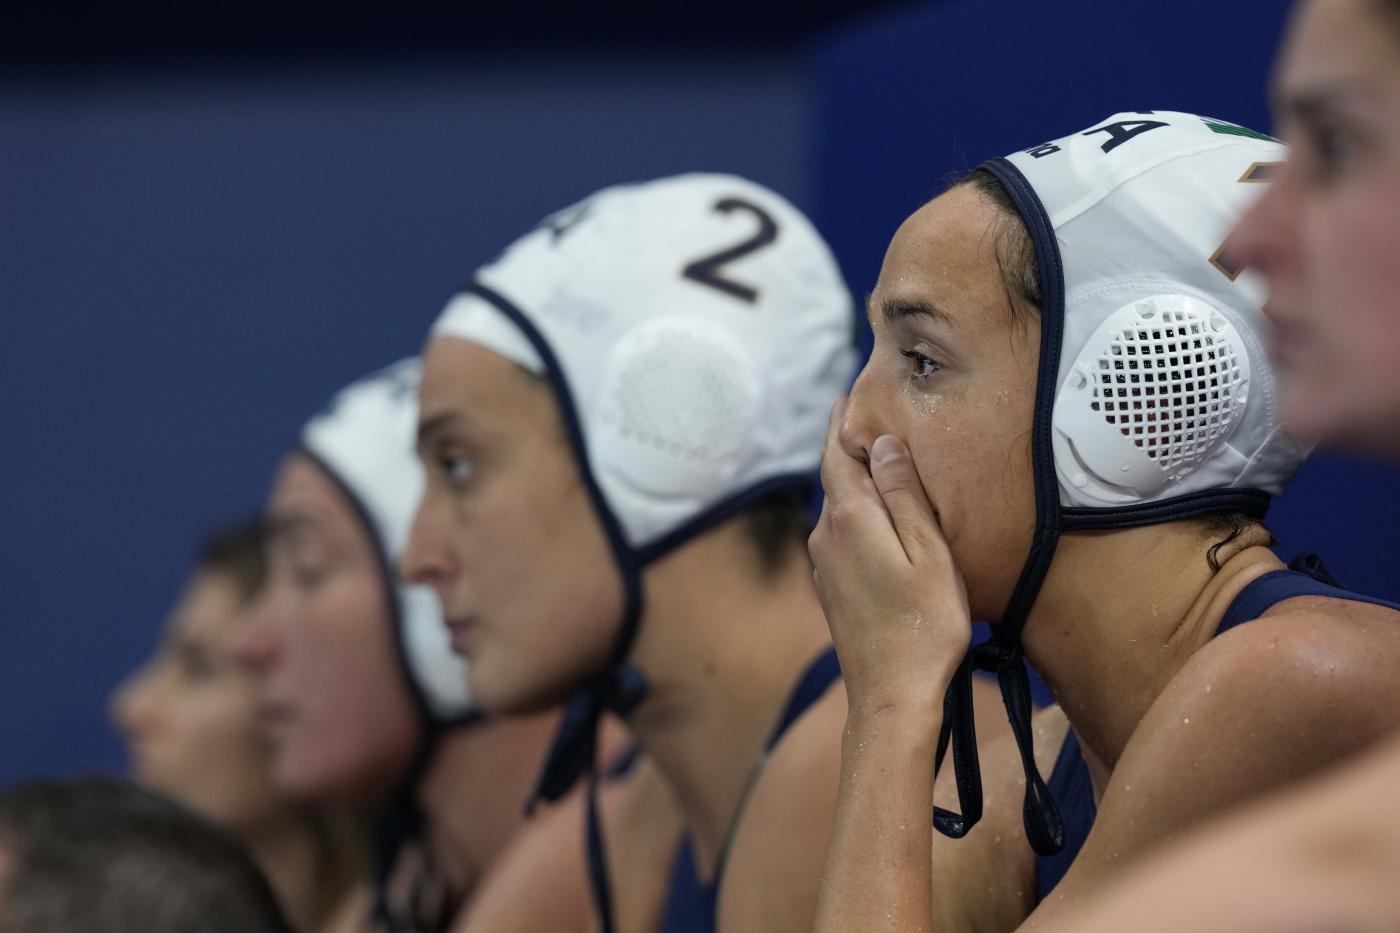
[1225,159,1299,282]
[837,367,882,464]
[399,495,455,594]
[232,588,283,674]
[111,662,160,741]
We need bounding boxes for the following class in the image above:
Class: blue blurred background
[5,0,1397,784]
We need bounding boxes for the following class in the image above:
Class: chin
[472,666,583,718]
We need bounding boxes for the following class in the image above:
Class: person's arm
[807,408,973,933]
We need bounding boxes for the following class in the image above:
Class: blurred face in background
[237,453,421,803]
[1230,0,1400,451]
[112,567,285,832]
[402,339,622,715]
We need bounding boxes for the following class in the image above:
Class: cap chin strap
[931,159,1275,857]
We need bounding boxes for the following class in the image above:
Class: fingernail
[871,435,903,465]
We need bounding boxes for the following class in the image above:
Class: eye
[1306,123,1357,181]
[174,646,216,682]
[899,348,943,380]
[437,452,477,489]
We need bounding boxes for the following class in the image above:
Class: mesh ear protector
[1054,292,1253,503]
[300,358,478,730]
[930,113,1306,855]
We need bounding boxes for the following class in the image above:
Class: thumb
[869,434,939,561]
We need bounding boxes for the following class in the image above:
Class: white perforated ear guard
[933,113,1307,859]
[300,358,477,728]
[1010,115,1306,512]
[1054,290,1256,504]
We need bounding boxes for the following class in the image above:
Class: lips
[257,697,296,739]
[443,616,478,656]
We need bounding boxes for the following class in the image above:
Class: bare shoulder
[455,753,681,933]
[454,789,591,933]
[717,680,847,933]
[1031,593,1400,924]
[1169,593,1400,747]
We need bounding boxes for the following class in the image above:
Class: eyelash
[437,452,477,489]
[899,348,943,380]
[1306,123,1357,181]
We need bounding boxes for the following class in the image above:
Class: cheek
[1290,183,1400,425]
[1308,183,1400,341]
[463,464,622,708]
[168,681,280,824]
[277,585,419,798]
[909,390,1036,618]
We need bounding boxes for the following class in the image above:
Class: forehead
[1281,0,1400,90]
[875,185,1017,328]
[419,337,559,436]
[167,570,244,644]
[265,454,362,545]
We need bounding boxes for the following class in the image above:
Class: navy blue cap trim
[978,157,1067,649]
[1062,488,1271,531]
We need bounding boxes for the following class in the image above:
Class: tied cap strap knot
[525,664,650,814]
[933,641,1065,856]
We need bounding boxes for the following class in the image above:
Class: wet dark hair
[953,169,1043,313]
[744,488,815,578]
[0,777,293,933]
[950,167,1268,570]
[195,519,265,606]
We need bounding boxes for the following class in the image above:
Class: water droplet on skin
[1204,685,1213,695]
[993,835,1002,844]
[1183,717,1192,725]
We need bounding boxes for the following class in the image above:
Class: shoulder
[716,679,846,933]
[1067,597,1400,888]
[1170,595,1400,741]
[454,789,592,933]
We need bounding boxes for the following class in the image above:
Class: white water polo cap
[999,111,1307,513]
[431,173,858,553]
[937,115,1308,859]
[300,358,476,726]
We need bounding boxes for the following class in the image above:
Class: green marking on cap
[1202,120,1279,143]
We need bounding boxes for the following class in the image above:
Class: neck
[624,526,832,873]
[415,712,557,904]
[244,815,341,933]
[1020,522,1281,786]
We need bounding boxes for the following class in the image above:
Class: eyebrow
[262,511,316,543]
[1278,80,1373,123]
[878,296,955,329]
[416,410,462,447]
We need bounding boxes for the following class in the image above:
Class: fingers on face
[868,435,942,560]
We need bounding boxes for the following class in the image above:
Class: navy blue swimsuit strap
[660,646,842,933]
[1217,568,1400,636]
[766,646,842,752]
